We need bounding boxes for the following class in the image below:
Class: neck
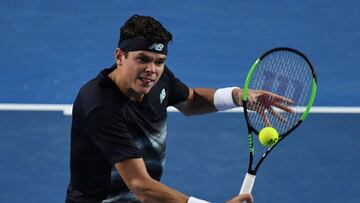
[127,89,144,102]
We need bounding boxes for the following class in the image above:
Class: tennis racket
[239,47,317,194]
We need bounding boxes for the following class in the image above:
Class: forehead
[129,50,167,60]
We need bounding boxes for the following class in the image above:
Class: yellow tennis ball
[259,127,279,147]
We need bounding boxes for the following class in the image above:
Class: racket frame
[239,47,317,194]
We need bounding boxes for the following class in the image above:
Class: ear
[115,48,124,65]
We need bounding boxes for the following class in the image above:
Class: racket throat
[248,169,256,175]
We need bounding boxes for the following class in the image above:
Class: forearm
[132,178,188,203]
[191,87,244,110]
[115,159,189,203]
[175,87,244,115]
[175,88,217,116]
[134,178,252,203]
[191,87,218,114]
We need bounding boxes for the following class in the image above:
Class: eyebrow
[138,52,167,61]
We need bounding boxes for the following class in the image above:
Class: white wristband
[188,196,211,203]
[213,87,238,111]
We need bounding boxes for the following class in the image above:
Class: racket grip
[239,173,256,195]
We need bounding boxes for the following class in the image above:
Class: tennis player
[65,14,290,203]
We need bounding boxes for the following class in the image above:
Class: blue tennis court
[1,0,360,202]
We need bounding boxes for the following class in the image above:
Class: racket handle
[239,173,256,195]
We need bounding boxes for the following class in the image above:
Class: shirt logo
[149,43,165,51]
[160,88,166,104]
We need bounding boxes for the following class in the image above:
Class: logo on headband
[149,43,165,52]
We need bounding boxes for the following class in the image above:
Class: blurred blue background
[1,0,360,202]
[1,0,360,105]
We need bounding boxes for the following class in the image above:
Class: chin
[136,86,153,94]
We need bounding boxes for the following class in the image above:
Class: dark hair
[119,14,173,45]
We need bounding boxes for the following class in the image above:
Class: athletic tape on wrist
[188,196,211,203]
[213,87,238,111]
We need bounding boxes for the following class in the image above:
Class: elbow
[180,108,217,116]
[181,110,197,116]
[174,105,197,116]
[128,178,152,202]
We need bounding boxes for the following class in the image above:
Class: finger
[248,99,265,113]
[255,101,267,113]
[272,94,295,105]
[238,193,253,203]
[272,102,295,113]
[267,107,287,123]
[260,111,272,127]
[262,91,295,105]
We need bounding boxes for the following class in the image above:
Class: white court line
[0,103,73,115]
[0,103,360,116]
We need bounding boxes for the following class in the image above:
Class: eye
[137,56,150,64]
[155,60,165,66]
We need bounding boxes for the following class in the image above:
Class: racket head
[243,47,317,136]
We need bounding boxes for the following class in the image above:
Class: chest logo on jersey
[160,88,166,104]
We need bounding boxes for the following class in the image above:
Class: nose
[145,62,157,73]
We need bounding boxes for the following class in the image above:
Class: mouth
[138,77,155,86]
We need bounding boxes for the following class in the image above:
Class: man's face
[116,49,166,95]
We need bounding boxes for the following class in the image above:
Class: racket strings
[247,50,313,134]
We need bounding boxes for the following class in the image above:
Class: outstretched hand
[233,88,295,126]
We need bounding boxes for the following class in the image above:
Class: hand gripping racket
[239,47,317,194]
